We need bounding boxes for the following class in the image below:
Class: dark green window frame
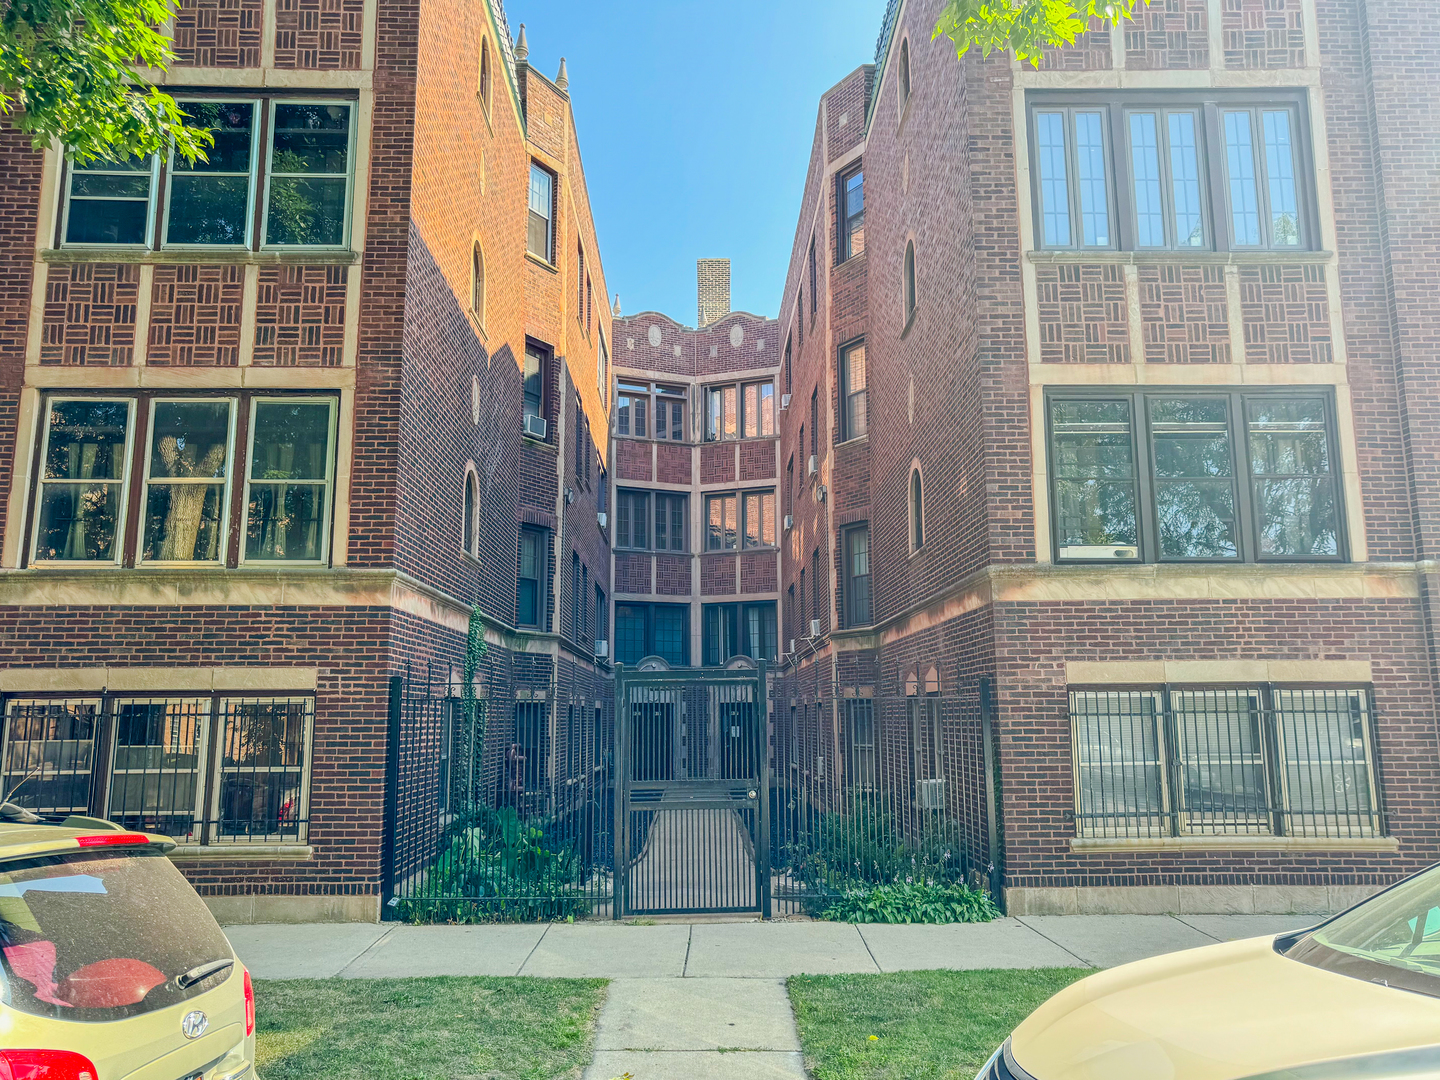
[1046,387,1347,565]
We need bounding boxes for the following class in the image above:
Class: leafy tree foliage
[1,0,211,164]
[934,0,1149,66]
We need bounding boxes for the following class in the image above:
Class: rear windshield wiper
[176,958,234,989]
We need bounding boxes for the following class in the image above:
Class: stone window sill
[169,844,314,862]
[42,248,361,266]
[1070,835,1399,854]
[1027,249,1335,266]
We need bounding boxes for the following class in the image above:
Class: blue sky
[514,0,885,323]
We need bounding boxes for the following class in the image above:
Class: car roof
[0,821,174,862]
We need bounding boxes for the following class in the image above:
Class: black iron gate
[614,661,769,917]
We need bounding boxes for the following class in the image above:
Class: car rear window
[0,847,235,1021]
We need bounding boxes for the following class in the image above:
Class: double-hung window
[843,524,872,627]
[528,163,554,261]
[706,381,773,441]
[742,382,776,438]
[517,526,547,628]
[61,98,356,250]
[617,490,686,552]
[1070,685,1383,839]
[1047,389,1344,563]
[523,343,549,430]
[705,385,738,441]
[701,602,778,665]
[839,339,867,441]
[616,382,648,438]
[653,492,686,552]
[655,386,685,441]
[705,493,738,551]
[706,490,776,551]
[1029,91,1312,252]
[616,490,650,550]
[839,166,865,260]
[30,393,337,567]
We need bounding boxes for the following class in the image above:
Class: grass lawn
[788,968,1092,1080]
[254,976,608,1080]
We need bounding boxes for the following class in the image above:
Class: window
[595,584,606,646]
[705,491,773,552]
[581,564,589,642]
[244,398,337,563]
[898,38,912,109]
[702,602,778,665]
[786,457,794,515]
[616,489,649,550]
[571,551,581,640]
[705,493,737,550]
[808,236,818,323]
[843,524,871,627]
[653,492,686,552]
[586,275,593,335]
[903,240,917,323]
[910,467,924,551]
[655,385,684,441]
[471,241,485,323]
[844,698,876,788]
[512,702,548,794]
[743,490,777,548]
[517,526,547,627]
[742,381,776,438]
[909,680,943,788]
[527,163,554,261]
[61,98,355,250]
[523,343,548,428]
[810,391,818,459]
[479,37,492,112]
[577,241,585,317]
[1070,685,1382,839]
[1,694,313,843]
[798,568,806,634]
[598,328,609,406]
[32,398,134,564]
[140,398,233,564]
[839,166,865,260]
[463,470,478,556]
[705,385,738,441]
[839,339,867,440]
[1029,92,1311,251]
[811,548,823,632]
[614,603,689,666]
[784,335,793,394]
[796,295,803,347]
[786,583,796,645]
[616,381,648,437]
[706,381,774,441]
[1047,390,1344,563]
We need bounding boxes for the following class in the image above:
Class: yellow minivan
[0,817,255,1080]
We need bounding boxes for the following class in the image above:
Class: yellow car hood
[1010,935,1440,1080]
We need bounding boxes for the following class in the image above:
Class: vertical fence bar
[380,674,403,916]
[978,676,1003,911]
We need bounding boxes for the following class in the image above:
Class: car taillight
[0,1050,100,1080]
[244,967,254,1036]
[75,833,148,847]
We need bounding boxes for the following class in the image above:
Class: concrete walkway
[226,914,1318,1080]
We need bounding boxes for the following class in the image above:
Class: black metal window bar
[0,693,313,843]
[1069,684,1384,839]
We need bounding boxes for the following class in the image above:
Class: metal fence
[1070,684,1384,840]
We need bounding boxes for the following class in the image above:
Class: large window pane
[844,699,876,788]
[743,491,775,548]
[245,400,332,562]
[845,525,871,627]
[1035,111,1071,247]
[107,698,208,840]
[143,400,232,563]
[1129,113,1165,247]
[1275,689,1378,836]
[1224,110,1262,246]
[615,605,647,666]
[1149,397,1239,559]
[1171,689,1269,834]
[707,494,737,550]
[215,697,310,842]
[1263,110,1301,246]
[518,527,543,626]
[528,164,553,260]
[266,103,350,246]
[842,342,867,440]
[524,345,545,423]
[167,101,255,245]
[64,156,153,245]
[1074,111,1110,246]
[1168,112,1205,247]
[1070,691,1165,838]
[1,699,100,816]
[33,399,131,563]
[1051,399,1139,559]
[843,169,865,258]
[1247,398,1338,556]
[652,605,687,667]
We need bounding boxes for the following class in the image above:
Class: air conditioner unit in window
[783,514,794,531]
[809,619,821,637]
[523,414,548,440]
[1059,544,1139,560]
[788,639,796,655]
[597,511,608,529]
[781,393,792,409]
[594,640,609,659]
[917,778,946,810]
[807,455,817,476]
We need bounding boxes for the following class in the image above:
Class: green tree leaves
[933,0,1149,67]
[1,0,212,163]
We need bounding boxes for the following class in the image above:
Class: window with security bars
[1069,685,1383,839]
[0,693,312,842]
[843,698,876,789]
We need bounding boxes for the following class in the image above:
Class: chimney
[697,258,731,328]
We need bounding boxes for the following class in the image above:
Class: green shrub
[819,880,1000,924]
[394,806,591,924]
[783,797,968,893]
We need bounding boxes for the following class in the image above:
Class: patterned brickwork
[1139,264,1231,364]
[40,263,139,366]
[1037,264,1130,364]
[1239,264,1332,363]
[700,554,737,596]
[147,265,244,366]
[274,0,364,69]
[654,555,691,596]
[700,442,737,484]
[1223,0,1305,68]
[615,438,652,482]
[253,265,347,366]
[740,552,778,594]
[739,441,777,482]
[614,552,652,595]
[173,0,263,67]
[1125,0,1209,69]
[656,443,690,484]
[1040,16,1113,70]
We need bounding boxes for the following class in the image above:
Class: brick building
[0,0,613,921]
[758,0,1440,914]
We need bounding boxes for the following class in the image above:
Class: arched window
[910,467,924,551]
[899,39,911,108]
[479,37,492,112]
[903,240,917,323]
[471,241,485,325]
[463,469,478,556]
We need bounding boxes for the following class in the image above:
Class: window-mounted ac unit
[783,514,794,531]
[523,414,548,440]
[917,778,945,810]
[788,639,796,654]
[781,393,792,409]
[594,640,609,659]
[597,511,608,529]
[809,619,821,637]
[1059,544,1139,560]
[807,455,817,476]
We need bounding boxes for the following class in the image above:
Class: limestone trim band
[0,665,319,693]
[1070,835,1399,854]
